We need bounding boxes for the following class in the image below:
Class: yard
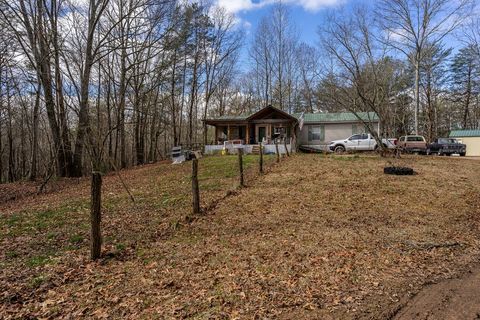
[1,154,480,319]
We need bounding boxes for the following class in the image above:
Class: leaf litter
[1,154,480,319]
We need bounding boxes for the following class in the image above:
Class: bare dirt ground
[1,153,480,319]
[394,268,480,320]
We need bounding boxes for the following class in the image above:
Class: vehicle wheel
[460,152,466,157]
[334,145,346,154]
[426,148,431,155]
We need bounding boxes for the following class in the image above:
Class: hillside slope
[1,154,480,319]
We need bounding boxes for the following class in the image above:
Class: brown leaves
[1,155,480,319]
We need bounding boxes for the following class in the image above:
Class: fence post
[90,171,102,260]
[259,143,263,174]
[284,137,290,157]
[275,140,280,163]
[238,148,244,187]
[192,158,200,214]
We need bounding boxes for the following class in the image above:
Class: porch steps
[251,145,261,155]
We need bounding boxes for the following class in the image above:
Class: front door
[258,126,266,143]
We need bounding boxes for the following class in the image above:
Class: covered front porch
[204,142,293,155]
[212,122,294,145]
[204,106,298,154]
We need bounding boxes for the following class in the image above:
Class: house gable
[247,105,298,122]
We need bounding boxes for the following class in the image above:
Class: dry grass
[1,154,480,319]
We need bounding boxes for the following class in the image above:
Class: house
[203,105,380,154]
[449,130,480,156]
[295,112,379,148]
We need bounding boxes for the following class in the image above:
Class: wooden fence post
[275,140,280,163]
[238,148,244,187]
[284,137,290,157]
[259,143,263,174]
[90,171,102,260]
[192,158,200,214]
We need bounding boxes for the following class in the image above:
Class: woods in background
[0,0,479,183]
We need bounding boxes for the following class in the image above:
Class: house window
[308,125,324,142]
[274,126,286,136]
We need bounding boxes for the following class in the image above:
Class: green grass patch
[29,274,48,288]
[5,214,23,226]
[1,200,88,238]
[5,250,19,259]
[69,234,84,245]
[26,255,52,268]
[198,155,272,180]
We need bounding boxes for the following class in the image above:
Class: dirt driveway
[394,267,480,319]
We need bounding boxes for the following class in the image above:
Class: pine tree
[450,45,480,128]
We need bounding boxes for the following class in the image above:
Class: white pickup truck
[328,133,397,153]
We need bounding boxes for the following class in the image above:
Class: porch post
[245,124,250,144]
[215,126,219,144]
[227,125,231,140]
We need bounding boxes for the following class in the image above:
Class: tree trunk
[16,0,72,177]
[171,49,178,146]
[463,65,472,129]
[52,2,74,177]
[118,46,128,169]
[72,61,93,177]
[414,58,420,135]
[29,84,41,181]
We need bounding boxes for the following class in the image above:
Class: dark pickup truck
[426,138,466,156]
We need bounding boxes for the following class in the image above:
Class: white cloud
[295,0,342,12]
[215,0,341,14]
[215,0,265,13]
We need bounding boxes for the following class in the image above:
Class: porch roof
[204,105,298,126]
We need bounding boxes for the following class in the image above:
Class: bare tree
[377,0,473,134]
[320,6,396,154]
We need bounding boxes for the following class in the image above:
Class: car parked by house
[328,133,396,153]
[426,138,466,156]
[397,135,427,154]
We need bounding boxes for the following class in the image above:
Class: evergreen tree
[450,45,480,129]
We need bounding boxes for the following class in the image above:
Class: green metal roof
[293,112,379,123]
[209,109,379,123]
[449,130,480,138]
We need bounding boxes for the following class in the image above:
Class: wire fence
[191,144,289,214]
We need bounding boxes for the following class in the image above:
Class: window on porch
[273,126,291,139]
[217,126,246,143]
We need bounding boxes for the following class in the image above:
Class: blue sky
[215,0,471,71]
[215,0,357,68]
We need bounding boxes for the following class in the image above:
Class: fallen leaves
[1,155,480,319]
